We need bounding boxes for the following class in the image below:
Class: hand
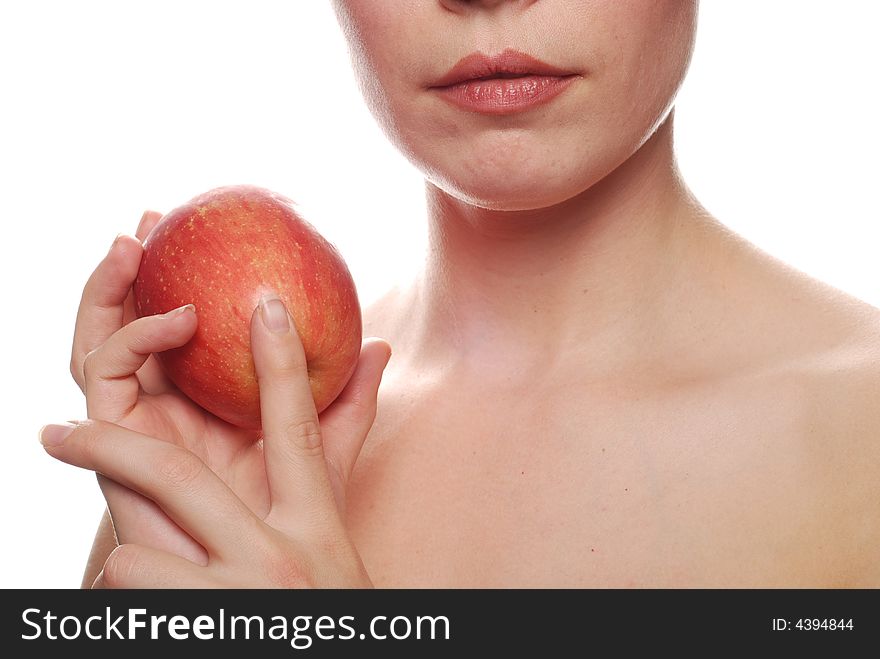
[71,211,221,563]
[47,295,389,587]
[68,211,389,571]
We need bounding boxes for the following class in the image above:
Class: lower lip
[431,75,578,115]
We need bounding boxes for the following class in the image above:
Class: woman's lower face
[331,0,698,210]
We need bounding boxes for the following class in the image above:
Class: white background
[1,1,877,588]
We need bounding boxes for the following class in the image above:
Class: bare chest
[344,377,844,587]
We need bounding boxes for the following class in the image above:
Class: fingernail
[136,210,152,236]
[110,233,138,253]
[39,422,77,447]
[259,295,290,333]
[164,303,196,318]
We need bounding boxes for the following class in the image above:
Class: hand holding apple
[50,292,389,588]
[66,202,389,586]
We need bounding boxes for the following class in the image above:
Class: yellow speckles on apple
[135,185,360,429]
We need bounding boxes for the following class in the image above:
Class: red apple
[133,185,362,431]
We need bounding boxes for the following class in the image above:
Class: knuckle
[284,417,324,455]
[343,378,376,413]
[260,544,310,588]
[81,348,100,383]
[345,393,378,433]
[70,354,84,388]
[74,421,103,461]
[126,316,162,351]
[103,545,138,588]
[153,449,205,492]
[348,392,374,413]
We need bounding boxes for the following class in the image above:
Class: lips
[429,48,578,89]
[428,49,580,115]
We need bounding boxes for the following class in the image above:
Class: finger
[128,210,177,393]
[70,233,143,391]
[83,304,197,421]
[319,338,391,508]
[40,421,261,560]
[99,476,209,565]
[123,210,178,394]
[135,209,163,242]
[94,544,211,589]
[250,294,337,521]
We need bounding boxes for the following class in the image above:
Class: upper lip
[429,48,578,88]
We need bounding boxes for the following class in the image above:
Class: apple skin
[133,185,362,431]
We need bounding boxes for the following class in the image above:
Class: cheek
[601,1,697,136]
[333,2,427,142]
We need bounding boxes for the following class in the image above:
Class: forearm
[81,508,117,588]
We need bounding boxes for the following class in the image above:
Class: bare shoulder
[794,281,880,473]
[798,281,880,485]
[745,253,880,584]
[757,258,880,432]
[801,305,880,585]
[665,222,880,584]
[722,231,880,406]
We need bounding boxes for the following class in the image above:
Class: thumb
[319,338,392,508]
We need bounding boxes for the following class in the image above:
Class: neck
[402,115,714,378]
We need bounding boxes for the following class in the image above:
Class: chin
[426,159,591,212]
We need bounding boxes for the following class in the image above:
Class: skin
[61,0,879,587]
[64,242,388,587]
